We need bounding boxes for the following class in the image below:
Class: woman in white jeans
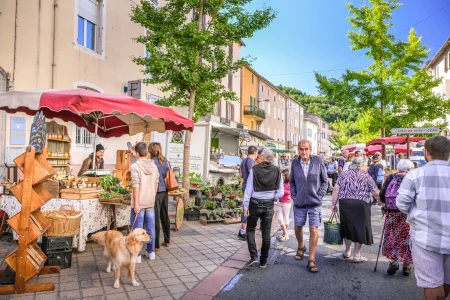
[278,169,293,241]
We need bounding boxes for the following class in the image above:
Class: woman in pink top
[278,169,293,241]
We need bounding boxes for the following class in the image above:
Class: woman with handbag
[380,159,414,276]
[331,157,380,263]
[149,142,176,251]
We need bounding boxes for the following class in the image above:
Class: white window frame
[74,0,106,59]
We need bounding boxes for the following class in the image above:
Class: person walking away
[338,150,349,175]
[290,140,328,273]
[237,146,258,240]
[148,142,171,252]
[379,159,414,276]
[354,150,363,158]
[368,155,384,203]
[279,154,291,171]
[396,136,450,300]
[326,157,338,192]
[343,153,355,172]
[331,157,379,263]
[277,169,293,242]
[130,142,158,262]
[244,149,283,269]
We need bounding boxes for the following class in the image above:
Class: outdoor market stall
[0,89,194,251]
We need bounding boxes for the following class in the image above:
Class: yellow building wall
[240,66,259,130]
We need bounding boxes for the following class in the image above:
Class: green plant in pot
[234,207,243,218]
[204,200,217,220]
[185,201,197,211]
[220,184,233,199]
[227,199,237,209]
[237,189,244,199]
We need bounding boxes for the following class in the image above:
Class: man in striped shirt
[396,136,450,300]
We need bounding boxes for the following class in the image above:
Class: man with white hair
[396,136,450,300]
[290,140,328,273]
[243,148,284,269]
[338,150,349,174]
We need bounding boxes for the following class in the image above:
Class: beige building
[286,98,304,153]
[0,0,168,176]
[425,37,450,136]
[303,114,319,155]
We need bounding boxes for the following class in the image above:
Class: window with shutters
[250,120,254,130]
[226,102,234,121]
[251,74,254,85]
[77,0,104,55]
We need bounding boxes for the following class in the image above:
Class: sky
[241,0,450,95]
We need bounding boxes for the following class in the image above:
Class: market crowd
[239,137,450,300]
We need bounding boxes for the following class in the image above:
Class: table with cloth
[0,195,130,252]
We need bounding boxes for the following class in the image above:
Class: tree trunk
[182,90,196,202]
[381,101,386,159]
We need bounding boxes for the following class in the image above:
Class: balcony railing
[220,117,230,126]
[244,105,266,120]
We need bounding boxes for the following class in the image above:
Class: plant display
[220,184,233,196]
[237,189,244,198]
[98,192,117,199]
[185,201,196,210]
[234,207,243,217]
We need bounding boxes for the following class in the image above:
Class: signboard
[166,128,206,184]
[10,116,26,145]
[391,128,441,134]
[29,111,47,153]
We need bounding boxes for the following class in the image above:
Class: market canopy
[0,89,194,137]
[341,144,366,152]
[365,144,412,155]
[365,136,426,146]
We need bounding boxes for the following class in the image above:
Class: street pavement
[216,195,423,300]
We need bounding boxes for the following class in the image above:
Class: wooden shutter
[218,100,222,117]
[225,102,229,120]
[231,104,235,121]
[445,53,448,73]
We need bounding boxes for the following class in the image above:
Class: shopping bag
[323,210,343,245]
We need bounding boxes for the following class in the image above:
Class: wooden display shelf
[60,187,102,200]
[5,242,47,282]
[47,138,71,143]
[199,217,226,225]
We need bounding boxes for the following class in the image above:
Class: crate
[45,252,72,269]
[185,209,200,221]
[41,236,73,254]
[42,179,60,198]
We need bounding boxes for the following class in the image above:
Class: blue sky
[242,0,450,95]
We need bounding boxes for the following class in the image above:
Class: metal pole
[406,134,410,159]
[374,207,386,272]
[92,118,98,170]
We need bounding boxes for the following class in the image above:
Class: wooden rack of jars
[45,121,71,177]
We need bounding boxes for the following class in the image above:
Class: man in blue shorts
[290,140,328,273]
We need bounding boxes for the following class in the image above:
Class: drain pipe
[51,0,57,88]
[12,0,18,85]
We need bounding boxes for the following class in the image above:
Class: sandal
[353,256,368,263]
[307,260,319,273]
[342,251,351,259]
[402,265,412,276]
[294,246,307,260]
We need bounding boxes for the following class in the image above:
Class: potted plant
[185,201,200,221]
[204,200,217,220]
[234,207,243,219]
[220,184,233,200]
[227,199,237,217]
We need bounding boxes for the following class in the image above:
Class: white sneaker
[148,252,156,260]
[136,254,142,264]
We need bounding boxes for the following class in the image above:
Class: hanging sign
[391,128,441,134]
[29,111,47,153]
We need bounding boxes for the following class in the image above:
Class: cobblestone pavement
[0,220,246,300]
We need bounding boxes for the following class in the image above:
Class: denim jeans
[246,198,274,263]
[130,208,156,253]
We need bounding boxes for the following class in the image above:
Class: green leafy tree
[315,0,449,156]
[131,0,276,198]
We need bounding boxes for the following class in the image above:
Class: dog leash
[130,211,139,230]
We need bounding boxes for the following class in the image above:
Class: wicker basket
[42,204,82,237]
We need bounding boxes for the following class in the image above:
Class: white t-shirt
[343,161,352,172]
[380,159,387,167]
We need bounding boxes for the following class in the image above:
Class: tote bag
[164,161,179,191]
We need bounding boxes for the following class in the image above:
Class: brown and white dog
[91,228,151,288]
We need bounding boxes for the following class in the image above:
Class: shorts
[411,242,450,288]
[293,206,321,227]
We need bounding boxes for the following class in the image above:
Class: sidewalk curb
[181,217,281,299]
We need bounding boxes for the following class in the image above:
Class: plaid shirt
[396,160,450,254]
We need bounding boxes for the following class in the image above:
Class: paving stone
[35,292,58,300]
[152,264,171,272]
[153,296,174,300]
[161,276,182,286]
[189,266,207,274]
[196,259,215,266]
[157,270,175,279]
[107,292,127,300]
[104,284,125,294]
[82,287,104,297]
[167,283,187,294]
[143,279,163,289]
[203,265,218,272]
[59,289,81,299]
[179,275,199,284]
[183,261,200,268]
[173,268,192,277]
[184,281,199,289]
[127,289,150,299]
[195,272,209,280]
[148,286,170,298]
[168,262,184,270]
[138,272,158,281]
[60,281,80,291]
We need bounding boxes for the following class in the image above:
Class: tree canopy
[315,0,449,138]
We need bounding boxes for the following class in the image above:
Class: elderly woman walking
[332,157,380,262]
[380,159,415,276]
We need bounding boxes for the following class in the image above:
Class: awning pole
[406,134,410,159]
[92,118,98,170]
